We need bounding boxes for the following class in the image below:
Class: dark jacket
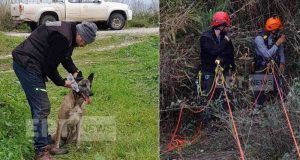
[12,22,78,86]
[200,29,235,73]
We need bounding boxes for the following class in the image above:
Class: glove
[224,35,230,42]
[275,35,286,46]
[67,74,79,92]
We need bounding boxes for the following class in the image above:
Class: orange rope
[163,73,219,153]
[168,104,185,146]
[187,80,218,113]
[220,71,245,160]
[163,103,189,153]
[163,61,300,159]
[250,70,269,109]
[272,68,300,160]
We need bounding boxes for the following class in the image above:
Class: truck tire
[39,15,57,26]
[28,22,37,31]
[96,22,109,30]
[108,13,125,30]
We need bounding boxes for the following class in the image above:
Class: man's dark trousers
[13,61,52,152]
[201,71,232,112]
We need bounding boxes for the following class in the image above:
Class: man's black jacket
[200,29,235,73]
[12,22,78,86]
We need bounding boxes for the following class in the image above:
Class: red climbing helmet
[211,11,231,27]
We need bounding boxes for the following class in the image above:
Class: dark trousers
[201,71,231,111]
[13,61,51,152]
[254,72,283,106]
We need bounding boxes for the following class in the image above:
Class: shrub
[160,0,300,159]
[0,4,30,32]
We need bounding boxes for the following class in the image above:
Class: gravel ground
[0,27,158,60]
[3,27,159,38]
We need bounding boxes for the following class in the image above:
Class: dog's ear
[87,73,94,85]
[75,71,84,82]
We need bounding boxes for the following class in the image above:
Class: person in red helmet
[197,11,235,113]
[252,16,286,115]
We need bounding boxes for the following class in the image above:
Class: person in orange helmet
[252,15,286,115]
[197,11,235,113]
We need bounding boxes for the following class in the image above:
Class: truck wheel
[96,22,109,30]
[108,13,125,30]
[39,15,57,26]
[28,22,37,31]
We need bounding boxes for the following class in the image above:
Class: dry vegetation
[160,0,300,159]
[0,2,15,31]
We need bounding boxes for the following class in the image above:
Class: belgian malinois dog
[52,72,94,150]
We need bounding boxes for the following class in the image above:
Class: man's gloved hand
[279,63,285,73]
[275,35,286,46]
[66,74,80,92]
[224,35,230,42]
[64,80,74,88]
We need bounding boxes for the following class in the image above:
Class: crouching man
[12,21,97,160]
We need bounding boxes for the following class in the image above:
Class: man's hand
[74,71,83,81]
[279,63,285,73]
[73,72,78,78]
[224,35,230,42]
[64,80,74,88]
[275,35,286,46]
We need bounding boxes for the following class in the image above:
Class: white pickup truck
[10,0,132,31]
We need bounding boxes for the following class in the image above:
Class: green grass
[0,32,24,56]
[0,33,159,160]
[0,23,31,32]
[126,13,159,28]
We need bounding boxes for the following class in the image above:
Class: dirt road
[3,27,159,38]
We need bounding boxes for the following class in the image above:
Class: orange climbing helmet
[211,11,231,27]
[265,16,283,31]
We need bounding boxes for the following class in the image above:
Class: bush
[160,0,300,159]
[0,5,14,31]
[0,4,30,32]
[160,0,300,110]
